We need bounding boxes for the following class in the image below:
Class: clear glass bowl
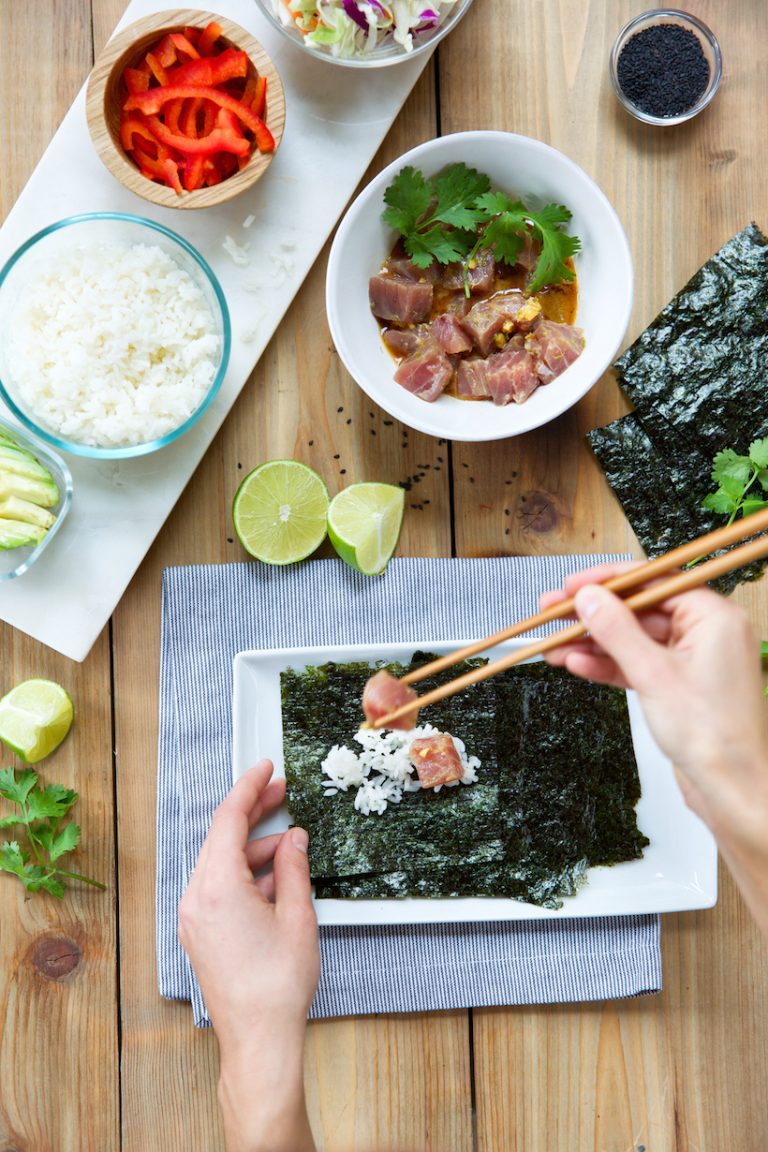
[610,9,722,126]
[0,213,231,460]
[254,0,474,68]
[0,419,73,581]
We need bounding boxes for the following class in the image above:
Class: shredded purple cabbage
[341,0,370,31]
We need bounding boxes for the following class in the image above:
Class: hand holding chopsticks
[370,506,768,729]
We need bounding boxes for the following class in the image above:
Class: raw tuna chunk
[456,358,491,398]
[409,732,464,788]
[461,291,542,355]
[385,257,440,283]
[362,669,420,730]
[369,274,433,324]
[527,319,584,383]
[430,312,473,355]
[439,248,497,294]
[394,336,454,402]
[382,326,428,358]
[456,339,540,405]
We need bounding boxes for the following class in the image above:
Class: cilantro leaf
[526,204,581,294]
[404,225,468,267]
[0,840,29,875]
[380,163,581,288]
[0,764,103,899]
[49,823,81,863]
[0,766,38,806]
[749,437,768,469]
[702,489,738,516]
[37,874,66,899]
[742,498,768,517]
[711,448,752,487]
[26,783,78,822]
[382,166,433,236]
[431,164,489,229]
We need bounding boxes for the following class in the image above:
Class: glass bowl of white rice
[254,0,474,67]
[0,213,230,459]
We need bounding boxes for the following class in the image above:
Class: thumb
[274,826,315,914]
[574,583,667,693]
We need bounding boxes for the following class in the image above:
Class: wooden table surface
[2,1,768,1149]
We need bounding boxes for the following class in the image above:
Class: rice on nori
[281,655,648,909]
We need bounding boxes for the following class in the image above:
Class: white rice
[321,722,480,816]
[7,241,220,448]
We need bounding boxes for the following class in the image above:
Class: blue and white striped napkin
[157,556,661,1027]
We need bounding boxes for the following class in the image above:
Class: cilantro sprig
[701,436,768,524]
[382,162,581,295]
[0,766,106,898]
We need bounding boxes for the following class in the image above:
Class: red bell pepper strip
[182,154,206,192]
[124,84,265,137]
[242,72,267,118]
[251,115,275,154]
[178,96,204,139]
[169,32,200,60]
[166,47,248,88]
[123,66,150,95]
[198,21,223,56]
[145,112,251,158]
[145,51,169,86]
[163,97,185,136]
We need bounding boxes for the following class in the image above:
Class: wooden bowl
[86,9,285,209]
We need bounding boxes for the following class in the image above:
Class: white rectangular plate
[233,640,717,925]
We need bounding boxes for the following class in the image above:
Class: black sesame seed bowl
[610,9,722,127]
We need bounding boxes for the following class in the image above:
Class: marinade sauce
[617,22,710,118]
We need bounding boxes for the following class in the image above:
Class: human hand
[540,564,768,836]
[178,760,319,1152]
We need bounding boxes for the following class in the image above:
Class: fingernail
[291,827,309,853]
[574,585,602,622]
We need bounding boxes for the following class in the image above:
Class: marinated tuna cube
[409,732,464,788]
[369,273,433,324]
[461,291,542,355]
[485,337,541,405]
[527,319,584,383]
[362,669,420,730]
[382,325,428,358]
[439,248,497,294]
[394,341,454,402]
[430,312,473,355]
[384,257,440,283]
[456,358,492,398]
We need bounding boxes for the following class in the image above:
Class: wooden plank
[0,7,119,1149]
[440,3,768,1151]
[112,56,473,1150]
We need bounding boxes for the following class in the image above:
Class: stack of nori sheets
[589,223,768,592]
[281,656,649,910]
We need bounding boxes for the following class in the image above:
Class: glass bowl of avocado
[0,419,73,580]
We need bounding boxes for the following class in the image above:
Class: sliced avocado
[0,445,57,484]
[0,471,59,509]
[0,495,56,529]
[0,516,46,550]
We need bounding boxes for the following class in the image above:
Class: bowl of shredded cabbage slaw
[255,0,473,66]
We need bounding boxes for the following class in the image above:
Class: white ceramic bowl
[326,131,634,442]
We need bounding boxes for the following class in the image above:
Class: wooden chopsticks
[371,506,768,729]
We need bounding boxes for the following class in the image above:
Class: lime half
[0,679,74,764]
[327,483,405,575]
[233,460,329,565]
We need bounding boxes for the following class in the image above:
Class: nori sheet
[589,223,768,592]
[282,656,648,909]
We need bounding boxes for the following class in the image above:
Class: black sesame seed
[337,406,344,413]
[333,453,340,460]
[340,469,347,475]
[226,537,234,544]
[616,23,710,118]
[346,418,352,425]
[308,440,314,447]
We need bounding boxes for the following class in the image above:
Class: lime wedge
[327,483,405,575]
[232,460,329,564]
[0,679,74,764]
